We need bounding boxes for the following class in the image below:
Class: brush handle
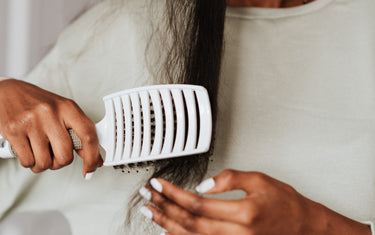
[0,129,82,159]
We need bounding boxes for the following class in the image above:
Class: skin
[0,77,102,177]
[143,170,371,235]
[139,0,372,234]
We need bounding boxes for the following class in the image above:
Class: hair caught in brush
[126,0,226,232]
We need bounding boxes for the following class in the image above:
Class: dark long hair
[126,0,226,233]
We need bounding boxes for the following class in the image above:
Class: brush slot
[140,91,151,157]
[194,91,200,149]
[171,89,185,153]
[149,100,156,153]
[121,95,133,159]
[140,97,144,155]
[149,90,163,155]
[182,91,189,151]
[130,93,142,159]
[160,89,174,154]
[171,91,177,152]
[114,97,124,162]
[122,95,132,160]
[183,89,197,151]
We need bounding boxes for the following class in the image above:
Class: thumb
[195,169,258,194]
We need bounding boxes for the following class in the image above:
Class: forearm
[307,198,371,235]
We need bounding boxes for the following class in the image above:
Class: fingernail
[139,187,151,201]
[195,178,215,193]
[85,172,94,180]
[160,232,166,235]
[150,178,162,193]
[140,206,153,219]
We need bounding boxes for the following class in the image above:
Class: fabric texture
[213,0,375,224]
[0,0,374,234]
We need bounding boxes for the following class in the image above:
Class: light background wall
[0,0,101,78]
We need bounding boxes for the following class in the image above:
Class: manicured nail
[85,172,94,180]
[140,206,153,219]
[139,187,151,201]
[150,178,162,193]
[160,232,166,235]
[195,178,215,193]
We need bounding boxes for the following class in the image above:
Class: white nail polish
[195,178,215,193]
[85,172,94,180]
[150,178,162,193]
[139,187,152,201]
[160,232,166,235]
[140,206,153,219]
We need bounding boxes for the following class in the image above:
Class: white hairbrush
[0,84,212,166]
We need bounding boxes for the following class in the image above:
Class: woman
[0,0,374,234]
[138,0,375,234]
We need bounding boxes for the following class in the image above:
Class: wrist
[301,198,328,234]
[305,198,372,235]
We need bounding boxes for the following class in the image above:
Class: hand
[0,78,102,177]
[139,169,371,235]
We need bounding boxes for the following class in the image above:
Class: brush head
[96,84,212,166]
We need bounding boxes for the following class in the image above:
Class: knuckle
[154,211,171,230]
[60,98,77,109]
[240,202,258,225]
[158,214,169,228]
[30,166,43,173]
[183,214,199,232]
[30,168,40,173]
[56,154,74,166]
[36,159,52,171]
[36,102,55,114]
[221,169,236,182]
[285,184,297,194]
[22,110,37,123]
[155,197,169,210]
[54,144,74,166]
[81,132,98,146]
[4,120,23,136]
[189,197,204,215]
[19,157,35,168]
[4,110,39,136]
[59,99,85,118]
[250,172,268,185]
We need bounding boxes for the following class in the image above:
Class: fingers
[199,169,274,195]
[27,132,52,173]
[59,100,101,177]
[0,80,101,176]
[9,136,35,168]
[142,205,196,235]
[47,124,74,170]
[146,179,258,225]
[73,126,100,176]
[141,188,250,235]
[5,129,73,171]
[138,172,298,235]
[8,124,98,176]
